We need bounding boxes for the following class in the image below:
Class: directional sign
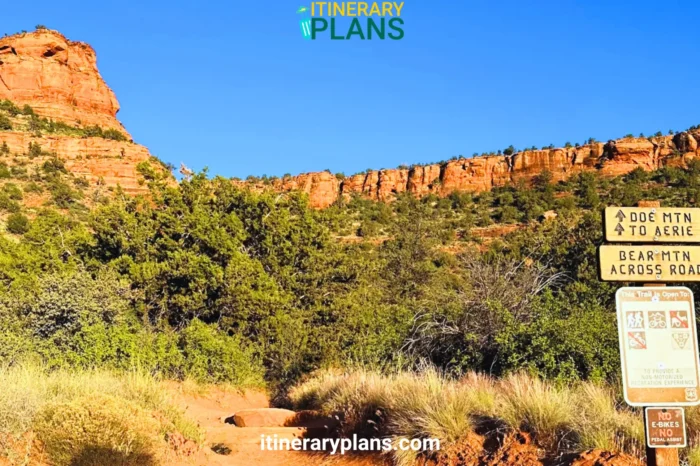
[645,408,687,448]
[604,207,700,243]
[616,287,700,406]
[599,245,700,282]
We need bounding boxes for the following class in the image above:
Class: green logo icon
[297,6,311,40]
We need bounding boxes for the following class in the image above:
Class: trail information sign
[645,408,687,448]
[599,245,700,282]
[604,207,700,243]
[616,287,700,406]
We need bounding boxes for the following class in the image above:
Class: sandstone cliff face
[0,29,162,197]
[0,30,126,134]
[0,131,152,194]
[263,131,700,208]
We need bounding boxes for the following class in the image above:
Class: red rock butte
[0,29,163,195]
[242,131,700,208]
[0,29,126,135]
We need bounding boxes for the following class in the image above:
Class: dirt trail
[167,385,387,466]
[165,385,641,466]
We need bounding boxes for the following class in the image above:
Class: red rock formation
[407,164,441,197]
[0,29,127,134]
[0,131,153,194]
[276,171,340,208]
[263,130,700,208]
[598,137,658,176]
[0,29,165,197]
[377,169,409,201]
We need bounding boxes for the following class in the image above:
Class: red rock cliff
[0,29,165,196]
[256,131,700,208]
[0,29,127,134]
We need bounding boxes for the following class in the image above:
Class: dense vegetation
[0,99,129,141]
[3,160,700,391]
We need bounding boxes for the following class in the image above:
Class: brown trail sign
[604,207,700,243]
[599,245,700,282]
[645,408,687,448]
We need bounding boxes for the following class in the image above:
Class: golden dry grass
[289,368,649,463]
[0,365,203,466]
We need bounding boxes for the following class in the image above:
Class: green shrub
[42,157,67,175]
[0,192,20,212]
[0,162,9,179]
[0,100,20,116]
[50,180,82,207]
[28,141,43,158]
[9,166,26,180]
[74,176,90,189]
[23,181,43,193]
[9,271,131,340]
[179,320,265,386]
[6,213,29,234]
[0,115,12,131]
[103,128,128,141]
[2,183,22,200]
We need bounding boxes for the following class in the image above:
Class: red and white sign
[645,408,687,448]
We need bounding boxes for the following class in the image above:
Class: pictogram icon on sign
[648,311,667,329]
[628,332,647,350]
[672,333,690,350]
[626,311,645,329]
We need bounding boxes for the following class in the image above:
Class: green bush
[28,141,43,158]
[0,100,20,116]
[103,128,128,141]
[23,181,43,193]
[42,157,67,175]
[0,192,20,212]
[2,183,22,200]
[6,212,29,234]
[9,271,131,340]
[178,319,265,386]
[0,114,12,131]
[50,181,82,208]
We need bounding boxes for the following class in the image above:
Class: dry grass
[0,365,203,466]
[289,368,651,463]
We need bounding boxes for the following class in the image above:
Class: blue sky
[2,1,699,178]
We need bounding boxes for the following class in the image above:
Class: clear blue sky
[2,1,699,178]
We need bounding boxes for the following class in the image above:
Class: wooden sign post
[600,201,700,466]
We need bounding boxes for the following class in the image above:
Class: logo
[296,2,405,41]
[298,6,313,40]
[673,332,690,350]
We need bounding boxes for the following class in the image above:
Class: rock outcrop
[0,131,153,194]
[0,29,126,134]
[251,131,700,208]
[0,29,165,198]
